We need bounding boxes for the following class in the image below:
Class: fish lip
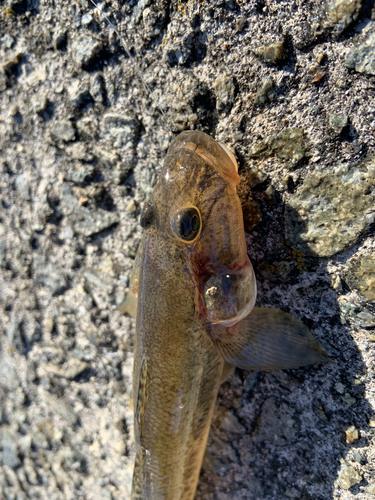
[217,141,238,172]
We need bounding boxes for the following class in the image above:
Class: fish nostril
[140,201,157,230]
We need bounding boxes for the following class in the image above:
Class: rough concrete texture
[1,0,375,499]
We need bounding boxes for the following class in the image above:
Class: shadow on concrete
[196,191,373,500]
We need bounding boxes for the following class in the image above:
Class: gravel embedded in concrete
[1,1,375,499]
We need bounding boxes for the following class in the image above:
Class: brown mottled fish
[123,130,328,499]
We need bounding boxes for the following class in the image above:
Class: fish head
[140,130,257,328]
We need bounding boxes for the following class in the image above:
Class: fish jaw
[132,232,223,500]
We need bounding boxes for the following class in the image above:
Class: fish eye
[172,206,201,243]
[140,201,157,230]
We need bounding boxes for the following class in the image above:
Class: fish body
[130,131,328,499]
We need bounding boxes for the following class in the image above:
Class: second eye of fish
[172,207,201,242]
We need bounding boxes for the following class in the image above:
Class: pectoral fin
[220,360,235,383]
[130,234,147,296]
[117,235,145,318]
[211,307,329,371]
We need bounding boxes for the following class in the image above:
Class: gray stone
[81,13,93,26]
[84,270,113,293]
[346,253,375,301]
[244,371,259,392]
[102,113,140,146]
[93,147,119,168]
[338,460,361,490]
[51,120,75,142]
[325,0,361,32]
[60,446,87,473]
[214,76,235,111]
[246,165,268,188]
[30,93,47,114]
[337,295,375,329]
[329,113,348,133]
[66,142,91,161]
[352,450,364,464]
[74,206,120,237]
[252,398,296,445]
[90,73,106,103]
[345,33,375,76]
[6,310,28,354]
[68,82,92,108]
[306,472,325,485]
[2,52,21,77]
[0,68,7,91]
[132,0,152,24]
[250,128,305,164]
[254,77,275,107]
[0,362,19,391]
[219,412,245,434]
[34,258,67,295]
[253,41,286,65]
[14,174,31,201]
[125,199,136,213]
[99,113,140,183]
[59,182,119,234]
[18,435,32,455]
[4,34,14,48]
[356,310,375,328]
[1,433,20,468]
[71,34,103,67]
[44,358,88,379]
[285,157,375,256]
[59,182,79,216]
[66,163,94,184]
[44,392,78,425]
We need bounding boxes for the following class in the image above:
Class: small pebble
[81,13,93,25]
[31,93,47,113]
[335,382,345,394]
[345,425,359,444]
[51,120,75,141]
[345,32,375,76]
[253,41,286,64]
[214,75,235,111]
[329,114,348,133]
[4,34,14,48]
[254,77,275,107]
[126,199,136,213]
[343,393,356,405]
[338,460,361,490]
[71,34,103,67]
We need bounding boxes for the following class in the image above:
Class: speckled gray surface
[1,1,375,499]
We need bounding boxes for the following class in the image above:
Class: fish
[123,130,329,500]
